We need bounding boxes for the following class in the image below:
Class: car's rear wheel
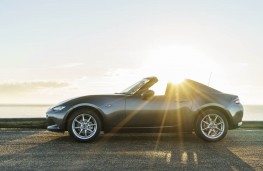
[195,109,228,142]
[67,109,101,142]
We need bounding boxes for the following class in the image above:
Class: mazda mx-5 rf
[46,76,243,142]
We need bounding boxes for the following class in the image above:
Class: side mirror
[141,90,155,100]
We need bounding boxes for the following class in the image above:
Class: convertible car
[46,76,243,142]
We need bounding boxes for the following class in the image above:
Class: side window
[164,83,191,100]
[150,82,166,95]
[174,85,192,100]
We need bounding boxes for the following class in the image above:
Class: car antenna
[208,72,212,86]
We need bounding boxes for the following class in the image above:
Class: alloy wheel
[200,114,225,139]
[72,114,98,140]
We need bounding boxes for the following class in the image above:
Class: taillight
[234,98,240,104]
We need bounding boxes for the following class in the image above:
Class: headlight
[52,105,66,111]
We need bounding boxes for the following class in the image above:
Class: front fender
[61,103,106,130]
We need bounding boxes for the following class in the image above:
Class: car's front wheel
[195,109,228,142]
[67,109,101,142]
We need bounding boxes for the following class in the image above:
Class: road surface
[0,129,262,170]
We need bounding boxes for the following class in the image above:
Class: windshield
[120,78,150,95]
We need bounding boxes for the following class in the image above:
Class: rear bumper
[229,103,244,129]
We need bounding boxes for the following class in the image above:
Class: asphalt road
[0,129,262,171]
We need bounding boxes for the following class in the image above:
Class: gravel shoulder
[0,128,262,170]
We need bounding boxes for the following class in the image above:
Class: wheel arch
[63,103,105,131]
[194,105,234,130]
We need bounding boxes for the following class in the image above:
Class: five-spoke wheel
[68,109,101,142]
[195,109,228,142]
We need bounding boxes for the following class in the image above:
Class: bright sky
[0,0,263,104]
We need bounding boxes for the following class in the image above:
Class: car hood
[53,94,127,108]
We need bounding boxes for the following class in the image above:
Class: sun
[142,44,214,84]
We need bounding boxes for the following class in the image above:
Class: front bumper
[46,108,67,132]
[47,124,64,132]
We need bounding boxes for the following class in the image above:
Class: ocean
[0,105,51,118]
[0,105,262,121]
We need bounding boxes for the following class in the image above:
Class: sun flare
[143,45,214,84]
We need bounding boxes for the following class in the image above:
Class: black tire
[67,109,101,143]
[195,109,228,142]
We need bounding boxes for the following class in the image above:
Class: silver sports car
[46,76,243,142]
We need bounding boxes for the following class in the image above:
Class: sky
[0,0,263,104]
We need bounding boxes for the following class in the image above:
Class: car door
[124,94,192,128]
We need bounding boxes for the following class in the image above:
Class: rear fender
[193,103,234,129]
